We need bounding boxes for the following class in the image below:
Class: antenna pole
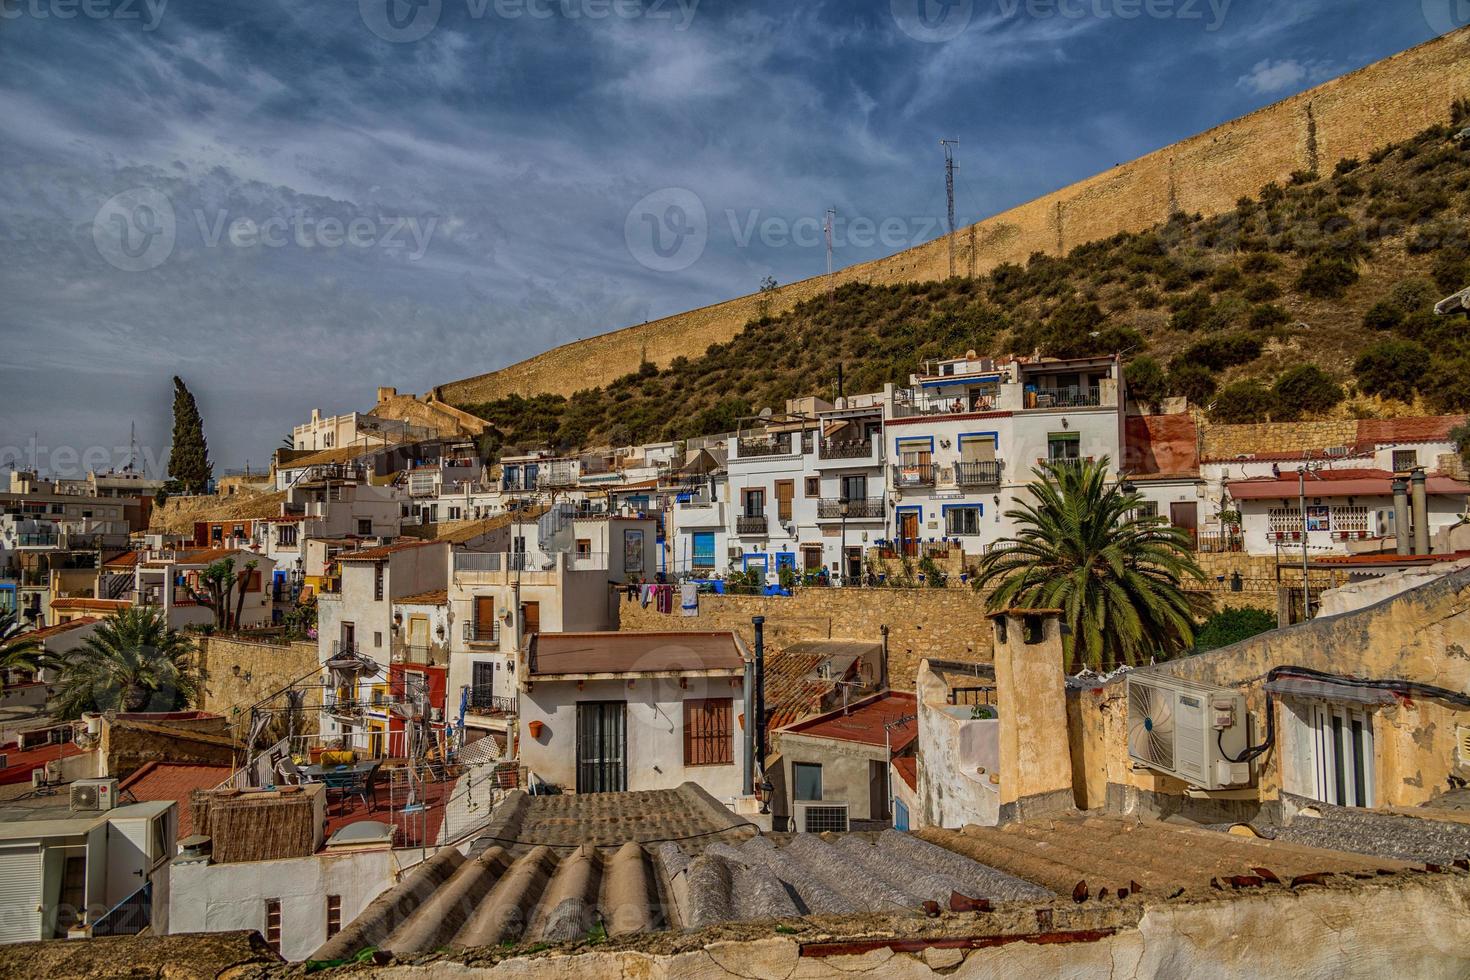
[824,208,836,291]
[940,140,959,278]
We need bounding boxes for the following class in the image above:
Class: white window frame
[1311,702,1374,808]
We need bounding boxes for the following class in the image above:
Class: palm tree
[974,457,1210,672]
[49,607,201,719]
[0,611,43,677]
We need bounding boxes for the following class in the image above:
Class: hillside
[437,28,1470,408]
[456,105,1470,455]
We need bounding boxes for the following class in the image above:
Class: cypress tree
[168,376,212,493]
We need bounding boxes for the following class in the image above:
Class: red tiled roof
[119,761,233,837]
[1355,415,1467,448]
[1312,551,1470,567]
[0,741,83,785]
[1228,471,1470,500]
[104,550,142,568]
[892,755,918,792]
[780,691,918,752]
[395,590,449,605]
[528,632,745,677]
[50,598,129,611]
[1201,449,1372,464]
[337,540,442,562]
[23,617,99,642]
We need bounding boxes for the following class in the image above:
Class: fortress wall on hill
[438,29,1470,407]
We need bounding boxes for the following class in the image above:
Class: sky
[0,0,1457,477]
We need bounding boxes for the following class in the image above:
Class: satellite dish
[758,407,773,420]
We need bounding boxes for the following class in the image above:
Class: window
[896,438,932,466]
[743,489,765,518]
[449,507,462,521]
[775,480,794,521]
[358,519,373,536]
[1392,449,1418,472]
[373,563,385,602]
[692,532,716,569]
[575,538,592,560]
[792,762,823,801]
[264,899,282,953]
[958,434,996,462]
[326,895,342,938]
[278,525,297,547]
[1312,703,1373,808]
[840,475,867,502]
[945,506,982,536]
[1047,432,1080,461]
[804,476,820,498]
[373,631,382,649]
[683,698,733,766]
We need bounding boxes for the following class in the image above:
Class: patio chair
[321,768,375,815]
[274,757,305,787]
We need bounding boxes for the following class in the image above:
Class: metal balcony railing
[464,620,501,645]
[890,389,999,419]
[817,498,884,519]
[818,439,875,460]
[467,689,516,715]
[92,880,152,937]
[953,461,1004,487]
[1026,385,1101,409]
[891,463,936,488]
[737,436,792,458]
[736,514,768,535]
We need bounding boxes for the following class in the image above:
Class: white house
[516,631,749,800]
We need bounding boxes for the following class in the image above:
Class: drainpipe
[879,625,890,691]
[1411,468,1430,555]
[1392,477,1411,556]
[743,652,755,796]
[753,616,767,778]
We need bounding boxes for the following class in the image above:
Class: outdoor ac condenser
[70,777,119,812]
[793,802,849,833]
[1126,673,1251,791]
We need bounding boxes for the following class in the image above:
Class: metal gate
[576,701,627,793]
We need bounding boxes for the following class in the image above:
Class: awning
[1264,675,1397,706]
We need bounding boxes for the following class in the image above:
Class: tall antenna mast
[127,421,138,473]
[824,208,836,291]
[940,139,959,278]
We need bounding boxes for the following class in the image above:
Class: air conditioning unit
[1374,509,1396,538]
[793,802,849,833]
[1126,674,1251,791]
[71,777,119,812]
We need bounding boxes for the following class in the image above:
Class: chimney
[1411,468,1430,555]
[990,609,1075,822]
[743,650,755,795]
[1393,477,1411,556]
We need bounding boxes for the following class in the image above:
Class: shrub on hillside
[1296,257,1360,298]
[1271,365,1343,420]
[1241,278,1282,302]
[1420,357,1470,413]
[1176,333,1263,372]
[1167,363,1217,407]
[1354,340,1431,403]
[1125,356,1169,412]
[1432,252,1470,293]
[1211,381,1274,423]
[1192,607,1278,653]
[1362,300,1404,332]
[1247,304,1290,331]
[1240,253,1282,275]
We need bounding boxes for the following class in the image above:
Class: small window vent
[1457,725,1470,767]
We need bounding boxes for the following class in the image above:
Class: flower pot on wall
[528,720,545,739]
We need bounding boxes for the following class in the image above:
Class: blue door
[894,799,910,832]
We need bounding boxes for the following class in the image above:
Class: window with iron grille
[326,895,342,938]
[801,804,848,833]
[1392,449,1418,472]
[1268,507,1303,534]
[264,899,282,953]
[374,563,385,601]
[804,476,820,498]
[683,698,733,766]
[945,506,982,536]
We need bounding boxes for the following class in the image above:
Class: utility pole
[940,139,959,279]
[824,208,836,291]
[1296,463,1320,620]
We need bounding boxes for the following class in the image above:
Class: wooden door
[473,596,496,643]
[1170,502,1198,546]
[775,480,795,522]
[521,601,541,638]
[899,512,919,557]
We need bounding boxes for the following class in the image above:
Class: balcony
[890,388,999,419]
[817,498,885,520]
[1025,385,1101,409]
[1194,529,1245,553]
[891,463,936,489]
[953,460,1004,488]
[464,620,501,647]
[394,645,447,667]
[538,468,578,489]
[736,514,769,536]
[736,435,792,459]
[15,532,58,548]
[673,500,724,529]
[466,689,516,716]
[819,438,876,461]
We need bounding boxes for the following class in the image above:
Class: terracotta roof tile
[338,540,443,562]
[892,755,918,792]
[23,617,99,642]
[528,632,745,677]
[1355,415,1467,448]
[780,691,918,752]
[395,590,449,605]
[119,762,234,838]
[50,598,129,611]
